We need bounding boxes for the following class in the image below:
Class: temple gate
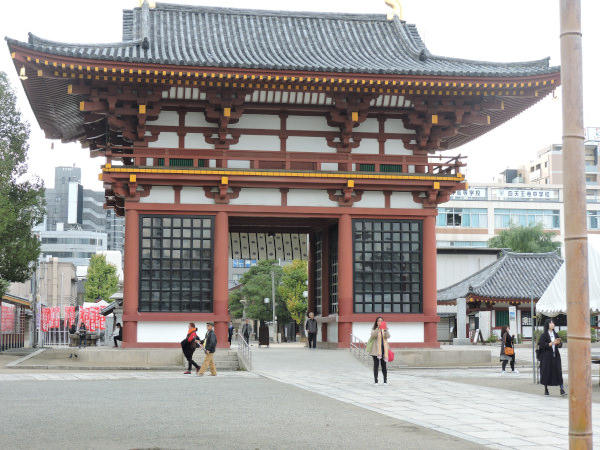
[7,2,560,348]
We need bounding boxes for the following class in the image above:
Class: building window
[329,227,338,315]
[495,310,509,327]
[588,211,600,230]
[437,208,488,228]
[494,209,560,229]
[353,219,422,314]
[139,215,214,313]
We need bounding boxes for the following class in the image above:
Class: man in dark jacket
[197,322,218,376]
[305,312,318,349]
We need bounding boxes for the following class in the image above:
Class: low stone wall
[395,349,493,367]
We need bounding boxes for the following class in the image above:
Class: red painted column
[213,211,229,348]
[337,214,353,348]
[321,228,330,343]
[122,209,139,347]
[422,214,440,347]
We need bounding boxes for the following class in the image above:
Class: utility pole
[559,0,592,446]
[271,271,277,343]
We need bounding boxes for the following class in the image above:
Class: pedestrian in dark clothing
[305,312,318,349]
[181,322,200,374]
[78,322,87,348]
[242,319,252,344]
[113,323,123,347]
[197,322,218,376]
[228,321,234,346]
[368,316,390,385]
[538,318,567,396]
[258,321,270,347]
[500,325,519,374]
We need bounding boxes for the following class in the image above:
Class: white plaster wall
[180,187,214,205]
[385,119,411,134]
[327,322,338,343]
[148,132,179,148]
[229,114,281,130]
[390,192,421,209]
[140,186,175,204]
[358,117,380,133]
[354,191,385,208]
[234,135,280,151]
[286,136,336,153]
[229,188,281,206]
[437,253,499,290]
[385,140,413,156]
[479,311,491,340]
[185,133,207,149]
[148,110,179,127]
[287,116,338,132]
[320,163,339,171]
[352,322,424,343]
[227,160,251,169]
[138,321,209,343]
[353,139,379,154]
[287,189,337,207]
[185,111,216,127]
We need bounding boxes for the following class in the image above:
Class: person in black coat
[181,322,200,374]
[538,318,567,396]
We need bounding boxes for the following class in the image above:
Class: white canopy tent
[536,236,600,316]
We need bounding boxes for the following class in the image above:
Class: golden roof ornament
[385,0,403,21]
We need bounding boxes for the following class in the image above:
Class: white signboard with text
[495,188,556,200]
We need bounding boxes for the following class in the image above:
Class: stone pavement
[250,345,600,449]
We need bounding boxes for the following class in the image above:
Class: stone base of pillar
[452,338,472,345]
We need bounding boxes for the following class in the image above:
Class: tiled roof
[6,2,558,77]
[437,251,563,302]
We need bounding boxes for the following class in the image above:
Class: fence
[0,302,27,351]
[237,334,252,371]
[350,334,369,362]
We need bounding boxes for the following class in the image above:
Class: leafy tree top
[488,224,561,254]
[0,72,45,298]
[84,254,119,302]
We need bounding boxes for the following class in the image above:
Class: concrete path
[251,345,600,449]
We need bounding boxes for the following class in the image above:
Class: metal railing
[237,334,252,371]
[350,334,369,362]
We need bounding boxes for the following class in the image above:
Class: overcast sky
[2,0,599,190]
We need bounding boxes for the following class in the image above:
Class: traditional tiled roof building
[7,1,560,348]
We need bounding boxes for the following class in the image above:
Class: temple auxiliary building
[6,1,560,348]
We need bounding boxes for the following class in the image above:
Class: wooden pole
[559,1,593,447]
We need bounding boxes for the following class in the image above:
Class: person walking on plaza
[242,319,252,344]
[197,321,218,376]
[113,323,123,348]
[228,321,234,347]
[258,320,270,347]
[500,325,518,374]
[368,316,390,385]
[538,318,567,396]
[305,312,318,349]
[78,321,87,348]
[181,322,200,374]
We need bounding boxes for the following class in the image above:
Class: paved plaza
[1,344,600,449]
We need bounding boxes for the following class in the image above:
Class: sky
[1,0,599,191]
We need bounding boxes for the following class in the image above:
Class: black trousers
[185,350,199,370]
[113,336,122,347]
[308,332,317,348]
[372,356,387,382]
[502,355,515,371]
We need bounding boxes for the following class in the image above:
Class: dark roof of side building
[437,251,563,303]
[6,2,558,77]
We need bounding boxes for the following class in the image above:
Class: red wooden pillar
[337,214,353,347]
[213,211,229,348]
[122,208,139,347]
[321,228,330,342]
[422,214,440,347]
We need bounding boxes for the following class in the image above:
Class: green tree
[488,224,561,253]
[278,259,308,325]
[228,260,291,326]
[84,254,119,302]
[0,72,45,298]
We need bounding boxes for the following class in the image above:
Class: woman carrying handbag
[368,316,390,385]
[500,325,518,374]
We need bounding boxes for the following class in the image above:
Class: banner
[64,306,76,328]
[1,303,16,332]
[41,307,50,332]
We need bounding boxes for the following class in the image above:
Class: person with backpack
[197,321,218,376]
[181,322,200,374]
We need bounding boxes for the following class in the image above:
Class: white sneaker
[374,382,379,386]
[383,382,388,386]
[501,370,506,374]
[512,370,520,374]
